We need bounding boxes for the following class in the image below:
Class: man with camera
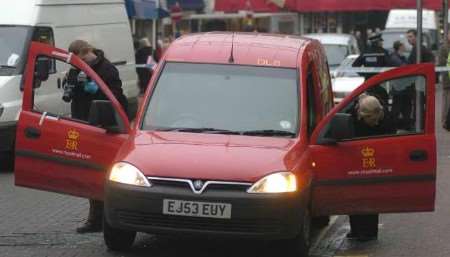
[64,40,128,233]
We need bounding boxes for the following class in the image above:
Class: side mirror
[34,57,50,87]
[88,100,124,133]
[317,113,355,145]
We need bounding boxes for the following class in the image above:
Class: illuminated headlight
[247,172,297,193]
[109,162,151,187]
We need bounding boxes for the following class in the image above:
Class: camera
[62,70,87,102]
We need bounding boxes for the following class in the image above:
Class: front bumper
[105,181,307,240]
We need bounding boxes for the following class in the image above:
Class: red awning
[295,0,442,12]
[215,0,442,12]
[215,0,296,13]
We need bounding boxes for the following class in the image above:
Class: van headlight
[109,162,151,187]
[247,172,297,193]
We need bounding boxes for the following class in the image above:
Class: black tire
[282,208,312,257]
[312,216,330,229]
[103,219,136,251]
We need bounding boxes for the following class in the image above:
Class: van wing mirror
[34,57,51,87]
[317,113,355,145]
[88,100,125,133]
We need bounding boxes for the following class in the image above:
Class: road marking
[311,215,339,250]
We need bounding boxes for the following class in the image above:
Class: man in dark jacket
[347,94,395,242]
[353,33,390,80]
[407,29,435,64]
[67,40,128,233]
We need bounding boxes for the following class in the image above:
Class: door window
[336,75,426,140]
[32,56,106,123]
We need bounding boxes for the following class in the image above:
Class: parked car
[15,34,437,257]
[331,54,365,103]
[304,33,360,71]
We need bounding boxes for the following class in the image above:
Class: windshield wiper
[241,129,296,137]
[0,65,16,69]
[155,127,242,135]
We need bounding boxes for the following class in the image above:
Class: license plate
[163,199,232,219]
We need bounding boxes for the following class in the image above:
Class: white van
[0,0,139,167]
[382,9,439,54]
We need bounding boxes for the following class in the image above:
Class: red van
[15,33,436,256]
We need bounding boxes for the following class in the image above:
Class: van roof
[385,9,437,30]
[36,0,124,5]
[164,32,311,68]
[0,0,125,26]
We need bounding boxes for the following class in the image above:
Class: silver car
[305,33,360,71]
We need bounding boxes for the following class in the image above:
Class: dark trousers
[349,214,379,238]
[87,199,104,225]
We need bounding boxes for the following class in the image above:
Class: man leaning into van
[65,40,128,233]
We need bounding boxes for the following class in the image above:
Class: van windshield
[0,26,32,76]
[142,63,299,137]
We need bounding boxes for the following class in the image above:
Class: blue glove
[84,80,99,94]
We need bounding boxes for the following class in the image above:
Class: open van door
[310,64,436,216]
[14,42,131,200]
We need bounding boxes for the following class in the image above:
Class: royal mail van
[0,0,139,169]
[15,33,436,256]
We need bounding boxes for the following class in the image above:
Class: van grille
[116,210,281,234]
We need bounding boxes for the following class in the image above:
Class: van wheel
[103,219,136,251]
[312,216,330,229]
[282,208,311,257]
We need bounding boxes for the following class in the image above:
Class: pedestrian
[353,33,390,104]
[135,37,154,94]
[347,94,395,242]
[438,33,450,130]
[406,29,435,64]
[354,30,365,52]
[66,39,128,233]
[389,41,407,67]
[389,41,413,130]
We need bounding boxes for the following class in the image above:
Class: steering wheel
[170,113,203,128]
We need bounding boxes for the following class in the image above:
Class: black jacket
[408,44,435,64]
[135,46,153,92]
[71,49,128,121]
[353,45,390,79]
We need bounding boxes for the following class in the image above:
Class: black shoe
[76,222,102,233]
[346,231,359,239]
[356,235,377,242]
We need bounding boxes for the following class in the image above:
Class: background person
[134,37,154,94]
[438,33,450,130]
[66,40,128,233]
[389,41,407,67]
[407,29,434,64]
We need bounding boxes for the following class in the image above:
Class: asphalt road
[0,88,449,257]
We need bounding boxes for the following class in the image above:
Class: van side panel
[35,2,139,104]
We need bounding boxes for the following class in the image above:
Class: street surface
[0,87,449,257]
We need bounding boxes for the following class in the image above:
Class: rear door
[310,64,436,216]
[14,42,131,200]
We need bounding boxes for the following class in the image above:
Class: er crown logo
[68,129,80,140]
[361,147,375,158]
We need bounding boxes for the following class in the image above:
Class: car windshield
[334,56,359,77]
[323,44,349,68]
[0,26,32,76]
[142,63,299,137]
